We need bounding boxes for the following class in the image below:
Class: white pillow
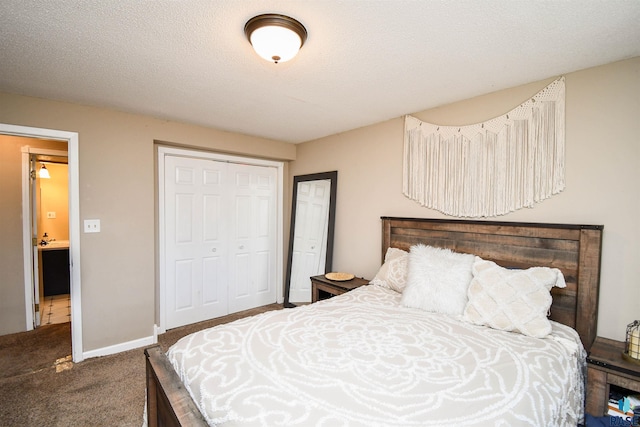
[400,244,475,316]
[370,247,408,293]
[462,257,567,338]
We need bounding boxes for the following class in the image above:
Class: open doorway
[0,123,83,363]
[30,152,70,327]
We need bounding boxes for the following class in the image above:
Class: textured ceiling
[1,1,639,143]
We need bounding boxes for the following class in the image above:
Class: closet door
[164,155,278,329]
[164,156,228,329]
[227,163,277,313]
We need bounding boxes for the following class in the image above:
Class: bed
[145,217,603,426]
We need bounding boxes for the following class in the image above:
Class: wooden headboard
[381,217,603,351]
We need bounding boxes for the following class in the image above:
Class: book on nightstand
[607,391,640,424]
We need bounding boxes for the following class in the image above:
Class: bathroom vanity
[39,241,70,296]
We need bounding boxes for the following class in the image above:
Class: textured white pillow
[462,257,567,338]
[370,247,408,293]
[400,244,475,316]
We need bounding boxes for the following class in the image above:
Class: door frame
[157,146,284,334]
[0,123,84,363]
[26,148,68,327]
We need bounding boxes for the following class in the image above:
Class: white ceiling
[1,1,639,144]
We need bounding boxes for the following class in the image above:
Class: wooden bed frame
[145,217,603,427]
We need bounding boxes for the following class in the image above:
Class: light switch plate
[84,219,100,233]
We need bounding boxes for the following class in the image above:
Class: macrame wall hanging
[403,77,565,218]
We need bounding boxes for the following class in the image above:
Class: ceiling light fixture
[39,163,50,179]
[244,14,307,64]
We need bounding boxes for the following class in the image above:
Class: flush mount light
[244,14,307,64]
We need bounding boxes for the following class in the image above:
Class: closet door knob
[211,248,217,252]
[239,245,244,250]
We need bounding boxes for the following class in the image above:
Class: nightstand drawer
[608,372,640,391]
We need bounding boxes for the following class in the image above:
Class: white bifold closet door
[164,155,277,329]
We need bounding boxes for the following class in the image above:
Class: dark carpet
[0,304,282,427]
[0,322,71,379]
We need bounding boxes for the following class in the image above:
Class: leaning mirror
[284,171,337,307]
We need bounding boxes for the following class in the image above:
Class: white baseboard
[154,323,165,336]
[82,334,156,360]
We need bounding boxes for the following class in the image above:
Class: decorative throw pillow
[400,244,475,316]
[370,247,409,293]
[462,257,567,338]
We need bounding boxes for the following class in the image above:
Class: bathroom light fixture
[39,164,50,179]
[244,14,307,63]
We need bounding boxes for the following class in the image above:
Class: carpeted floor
[0,322,72,379]
[0,304,282,427]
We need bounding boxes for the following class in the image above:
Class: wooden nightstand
[310,275,369,302]
[586,337,640,416]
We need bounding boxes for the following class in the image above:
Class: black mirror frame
[283,171,338,308]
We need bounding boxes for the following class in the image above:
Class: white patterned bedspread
[167,285,585,427]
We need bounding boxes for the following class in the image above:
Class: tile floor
[41,294,70,325]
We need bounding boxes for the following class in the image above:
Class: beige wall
[292,57,640,342]
[0,93,295,351]
[0,136,68,334]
